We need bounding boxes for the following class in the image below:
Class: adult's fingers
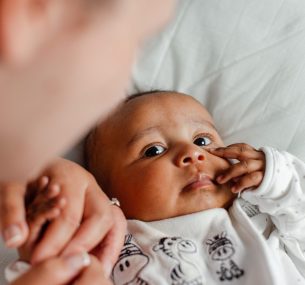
[61,184,118,262]
[0,182,28,247]
[11,252,91,285]
[92,206,126,277]
[73,256,113,285]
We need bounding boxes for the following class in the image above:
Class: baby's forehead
[122,91,212,118]
[101,91,214,136]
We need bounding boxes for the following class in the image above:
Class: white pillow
[130,0,305,161]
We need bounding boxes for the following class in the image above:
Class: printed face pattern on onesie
[113,233,245,284]
[205,232,244,282]
[153,236,203,285]
[113,234,150,285]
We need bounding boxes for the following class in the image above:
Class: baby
[85,91,305,285]
[9,91,305,284]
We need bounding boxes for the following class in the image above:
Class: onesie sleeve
[241,147,305,277]
[242,146,305,238]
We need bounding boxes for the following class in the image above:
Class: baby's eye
[193,136,212,147]
[143,145,166,158]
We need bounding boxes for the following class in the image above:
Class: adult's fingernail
[3,224,23,247]
[102,260,112,278]
[64,252,91,272]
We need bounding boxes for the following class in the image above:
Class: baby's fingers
[27,192,66,229]
[26,196,66,242]
[209,143,264,161]
[231,171,264,193]
[217,159,265,184]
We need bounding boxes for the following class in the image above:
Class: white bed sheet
[2,0,305,283]
[130,0,305,161]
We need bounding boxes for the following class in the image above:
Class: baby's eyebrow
[127,126,161,147]
[190,118,217,131]
[127,120,216,147]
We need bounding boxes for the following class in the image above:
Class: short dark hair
[125,90,171,103]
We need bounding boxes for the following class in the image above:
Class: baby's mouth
[182,173,214,192]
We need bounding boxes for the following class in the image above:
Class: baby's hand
[208,143,265,194]
[19,177,66,262]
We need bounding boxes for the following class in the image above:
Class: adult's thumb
[11,252,91,285]
[0,182,28,247]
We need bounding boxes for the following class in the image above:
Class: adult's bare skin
[0,1,174,283]
[1,158,127,278]
[10,253,112,285]
[0,0,174,182]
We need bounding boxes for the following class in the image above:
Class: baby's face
[95,92,235,221]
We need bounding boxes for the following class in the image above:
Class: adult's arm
[0,0,174,182]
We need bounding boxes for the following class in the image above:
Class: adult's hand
[1,158,127,277]
[10,253,112,285]
[66,255,113,285]
[0,182,28,248]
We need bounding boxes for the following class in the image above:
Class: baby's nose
[175,145,205,167]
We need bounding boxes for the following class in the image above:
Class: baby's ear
[0,0,65,66]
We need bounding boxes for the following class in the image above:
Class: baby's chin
[127,208,221,222]
[123,184,236,222]
[126,199,236,222]
[177,184,235,212]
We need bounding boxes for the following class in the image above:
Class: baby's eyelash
[140,143,166,159]
[193,133,214,141]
